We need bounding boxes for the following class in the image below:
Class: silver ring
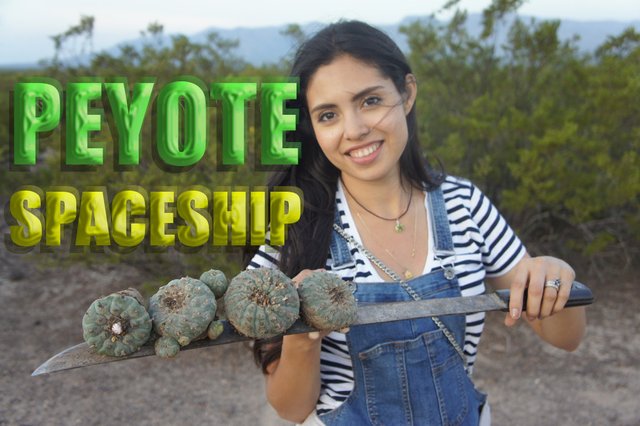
[544,278,562,291]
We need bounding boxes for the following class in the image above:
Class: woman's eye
[363,96,382,107]
[318,111,336,122]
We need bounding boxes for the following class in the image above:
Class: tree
[402,3,639,271]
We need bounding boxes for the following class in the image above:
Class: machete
[32,281,593,376]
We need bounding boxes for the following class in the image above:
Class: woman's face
[305,55,416,186]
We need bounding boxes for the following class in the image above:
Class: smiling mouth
[348,142,381,158]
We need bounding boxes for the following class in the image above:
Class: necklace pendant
[404,270,413,279]
[395,220,405,233]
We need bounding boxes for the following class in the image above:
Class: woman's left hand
[490,254,575,326]
[488,254,586,351]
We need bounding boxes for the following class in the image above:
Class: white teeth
[350,142,380,158]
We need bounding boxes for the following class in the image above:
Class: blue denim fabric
[330,208,357,270]
[323,188,486,425]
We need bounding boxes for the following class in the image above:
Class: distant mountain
[3,14,638,70]
[187,14,640,65]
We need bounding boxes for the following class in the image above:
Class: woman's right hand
[292,268,326,285]
[265,268,328,422]
[291,269,331,341]
[266,268,351,421]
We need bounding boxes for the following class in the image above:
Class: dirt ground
[1,243,638,426]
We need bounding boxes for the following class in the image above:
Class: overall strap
[330,207,356,269]
[427,186,455,254]
[427,187,457,279]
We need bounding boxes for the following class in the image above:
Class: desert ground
[1,241,638,426]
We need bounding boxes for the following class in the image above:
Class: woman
[247,20,586,425]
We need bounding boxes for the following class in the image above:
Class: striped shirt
[248,175,526,414]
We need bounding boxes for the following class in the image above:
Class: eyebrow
[309,85,386,115]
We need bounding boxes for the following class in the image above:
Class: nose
[344,111,370,141]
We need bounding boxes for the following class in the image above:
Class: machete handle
[495,280,594,311]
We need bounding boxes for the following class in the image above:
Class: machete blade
[32,281,593,376]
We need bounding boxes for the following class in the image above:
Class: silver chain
[333,223,469,374]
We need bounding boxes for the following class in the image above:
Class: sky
[0,0,638,65]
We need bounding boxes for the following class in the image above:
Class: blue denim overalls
[318,187,486,426]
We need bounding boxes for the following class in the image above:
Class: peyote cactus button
[82,288,152,357]
[199,269,229,298]
[297,271,357,331]
[224,268,300,339]
[154,335,180,358]
[149,277,217,351]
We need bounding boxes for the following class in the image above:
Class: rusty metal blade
[353,293,507,325]
[32,282,593,376]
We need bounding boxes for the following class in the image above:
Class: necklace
[342,181,412,233]
[331,222,469,374]
[356,201,419,279]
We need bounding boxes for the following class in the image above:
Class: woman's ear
[403,74,417,115]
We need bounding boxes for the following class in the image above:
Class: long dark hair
[247,20,443,373]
